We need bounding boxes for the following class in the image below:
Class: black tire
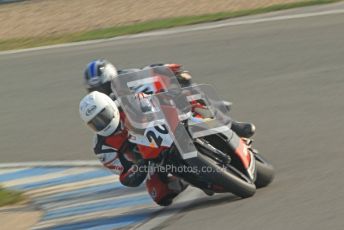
[254,154,275,188]
[191,151,256,198]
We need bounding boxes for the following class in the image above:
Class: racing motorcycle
[112,66,274,198]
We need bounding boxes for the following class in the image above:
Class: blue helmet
[84,59,118,95]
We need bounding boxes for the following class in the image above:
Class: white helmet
[79,91,120,136]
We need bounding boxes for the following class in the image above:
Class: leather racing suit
[93,109,186,206]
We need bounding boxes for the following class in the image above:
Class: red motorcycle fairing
[235,139,252,169]
[226,130,256,180]
[137,144,166,159]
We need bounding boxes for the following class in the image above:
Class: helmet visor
[87,82,112,96]
[87,105,115,132]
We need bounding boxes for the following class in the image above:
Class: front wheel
[254,154,274,188]
[191,150,256,198]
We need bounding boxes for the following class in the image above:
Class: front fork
[222,130,257,181]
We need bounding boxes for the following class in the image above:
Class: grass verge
[0,187,24,207]
[0,0,342,51]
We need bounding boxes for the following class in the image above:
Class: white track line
[0,161,101,169]
[0,167,29,175]
[2,167,97,187]
[27,175,118,198]
[1,7,344,55]
[33,204,158,230]
[46,191,147,211]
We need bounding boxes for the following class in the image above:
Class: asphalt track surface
[1,2,344,230]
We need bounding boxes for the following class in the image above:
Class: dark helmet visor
[87,82,112,96]
[87,105,115,132]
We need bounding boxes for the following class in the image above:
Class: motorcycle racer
[83,60,192,97]
[79,91,187,206]
[83,59,256,138]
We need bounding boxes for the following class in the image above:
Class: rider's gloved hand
[135,92,155,113]
[165,64,192,87]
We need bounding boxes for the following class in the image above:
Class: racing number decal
[145,125,170,147]
[146,131,163,147]
[154,125,168,134]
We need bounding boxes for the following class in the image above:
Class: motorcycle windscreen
[118,89,197,160]
[113,67,232,159]
[111,66,182,98]
[182,84,233,139]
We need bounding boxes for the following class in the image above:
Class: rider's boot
[231,121,256,138]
